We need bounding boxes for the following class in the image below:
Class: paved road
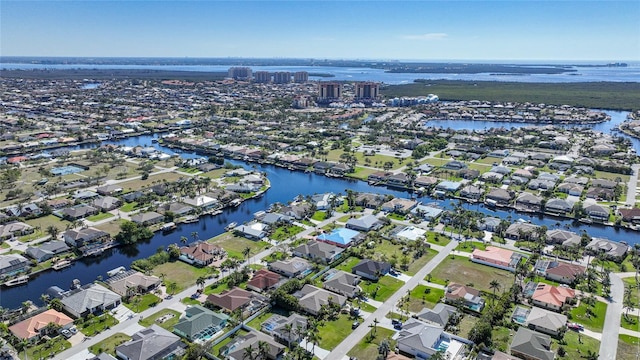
[600,272,624,360]
[626,164,640,207]
[54,213,346,360]
[327,239,459,360]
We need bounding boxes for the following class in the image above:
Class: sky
[1,1,639,61]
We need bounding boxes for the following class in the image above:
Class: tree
[242,344,256,360]
[50,298,63,312]
[257,340,270,360]
[283,323,293,349]
[196,276,206,289]
[46,225,59,240]
[115,220,153,245]
[185,343,207,360]
[167,281,177,295]
[468,319,492,346]
[21,300,31,314]
[191,231,199,242]
[489,280,501,304]
[180,236,188,245]
[167,243,181,259]
[377,338,391,359]
[243,246,251,265]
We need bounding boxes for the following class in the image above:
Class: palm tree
[257,340,270,360]
[243,246,251,265]
[489,280,501,304]
[167,281,177,295]
[196,276,206,290]
[40,293,50,306]
[191,231,199,242]
[45,225,59,240]
[307,331,320,356]
[242,344,256,360]
[21,300,31,314]
[370,317,379,336]
[378,339,391,359]
[180,236,188,245]
[283,323,293,349]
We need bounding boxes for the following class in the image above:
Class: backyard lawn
[139,309,182,330]
[347,327,396,360]
[569,301,607,332]
[87,212,115,222]
[618,335,640,360]
[122,293,161,313]
[23,336,71,360]
[151,261,212,293]
[623,277,639,305]
[430,255,514,293]
[317,313,356,350]
[335,256,362,273]
[119,202,138,212]
[208,232,270,260]
[406,285,444,312]
[88,333,132,357]
[361,276,404,302]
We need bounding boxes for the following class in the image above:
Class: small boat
[225,222,238,231]
[107,266,126,277]
[182,216,199,224]
[3,275,29,287]
[52,260,71,270]
[579,218,594,224]
[161,222,177,232]
[230,199,242,207]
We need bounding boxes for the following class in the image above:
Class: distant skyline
[1,1,639,61]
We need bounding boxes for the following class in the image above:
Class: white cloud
[400,33,448,41]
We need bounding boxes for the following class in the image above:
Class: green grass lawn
[94,219,126,236]
[335,257,362,272]
[406,285,444,312]
[361,276,404,302]
[569,301,607,332]
[140,309,182,330]
[270,224,304,241]
[246,308,291,330]
[78,314,118,336]
[621,314,640,331]
[151,261,212,293]
[553,329,600,359]
[207,232,270,259]
[430,255,514,293]
[87,212,115,222]
[317,314,355,350]
[353,300,377,313]
[312,211,328,221]
[347,327,396,360]
[23,336,71,360]
[181,297,201,306]
[618,335,640,360]
[88,333,132,356]
[491,326,514,353]
[25,214,70,235]
[347,167,378,180]
[425,232,451,246]
[123,293,162,313]
[457,314,479,339]
[119,202,138,212]
[623,277,639,305]
[406,249,439,276]
[455,241,487,252]
[211,329,249,356]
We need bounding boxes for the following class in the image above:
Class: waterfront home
[345,214,383,232]
[260,313,307,346]
[460,185,484,201]
[322,269,361,298]
[25,241,70,263]
[173,305,229,342]
[414,176,439,188]
[585,237,629,262]
[280,203,312,220]
[206,287,265,313]
[381,197,418,214]
[63,227,111,253]
[505,222,540,241]
[246,269,282,292]
[105,269,161,298]
[354,192,386,209]
[317,227,363,248]
[367,171,391,183]
[545,229,581,247]
[416,303,457,327]
[258,212,292,226]
[222,331,285,360]
[294,284,347,316]
[179,241,223,266]
[233,222,269,240]
[471,246,521,272]
[444,282,485,312]
[584,203,610,222]
[116,325,184,360]
[485,188,514,207]
[0,221,34,240]
[92,196,121,211]
[543,261,586,284]
[396,318,472,360]
[291,240,344,264]
[530,283,575,311]
[510,328,554,360]
[618,207,640,224]
[544,198,573,215]
[0,253,30,279]
[158,202,195,217]
[477,217,502,232]
[387,172,410,187]
[268,257,313,278]
[351,259,391,281]
[515,193,543,212]
[60,283,121,318]
[9,309,74,341]
[311,193,339,210]
[60,204,99,220]
[434,181,463,194]
[410,204,443,221]
[130,211,165,226]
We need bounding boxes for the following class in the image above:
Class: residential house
[485,188,514,207]
[60,204,98,220]
[116,325,184,360]
[530,283,575,312]
[291,240,344,264]
[96,184,123,196]
[280,203,311,220]
[619,207,640,224]
[0,254,30,279]
[222,331,285,360]
[510,327,554,360]
[544,198,573,216]
[545,229,581,246]
[25,241,70,263]
[505,223,541,241]
[179,241,223,266]
[443,160,467,170]
[60,283,122,318]
[105,270,161,298]
[367,171,391,183]
[393,226,427,241]
[410,204,443,221]
[295,284,347,316]
[268,257,313,278]
[9,309,74,341]
[354,193,386,209]
[434,181,463,194]
[543,261,586,285]
[351,259,391,281]
[396,318,472,360]
[130,211,165,226]
[460,185,484,201]
[234,222,269,240]
[6,203,42,217]
[557,183,584,197]
[481,171,504,183]
[261,314,307,346]
[63,227,111,254]
[444,282,485,312]
[586,187,615,201]
[416,303,457,327]
[122,191,144,203]
[311,193,339,210]
[584,204,610,222]
[591,179,617,189]
[414,176,439,189]
[158,202,195,217]
[387,172,410,188]
[477,217,502,232]
[381,198,418,214]
[0,222,34,240]
[345,214,383,232]
[173,305,229,342]
[585,238,629,262]
[206,287,265,313]
[92,196,121,211]
[316,227,363,248]
[515,193,543,212]
[246,269,282,292]
[182,194,219,210]
[322,270,361,298]
[471,246,521,272]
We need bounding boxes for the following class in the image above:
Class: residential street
[600,272,624,360]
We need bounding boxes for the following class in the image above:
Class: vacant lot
[317,313,356,350]
[151,261,212,293]
[569,301,607,332]
[618,335,640,360]
[25,214,70,234]
[139,309,182,331]
[117,172,185,192]
[406,285,444,312]
[207,232,270,259]
[430,255,514,293]
[88,333,131,357]
[347,327,396,360]
[361,276,404,302]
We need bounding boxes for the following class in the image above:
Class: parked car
[391,319,401,326]
[568,323,584,331]
[60,329,72,338]
[69,327,78,335]
[393,322,403,330]
[352,321,360,329]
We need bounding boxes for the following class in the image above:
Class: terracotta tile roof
[532,283,575,308]
[9,309,73,340]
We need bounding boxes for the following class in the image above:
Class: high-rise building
[354,82,380,101]
[294,71,309,83]
[253,71,271,83]
[273,72,291,84]
[227,67,252,81]
[317,82,343,103]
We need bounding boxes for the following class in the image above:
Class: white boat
[161,222,176,232]
[3,275,29,287]
[52,260,71,270]
[225,222,238,231]
[107,266,126,277]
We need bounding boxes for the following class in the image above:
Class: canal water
[1,111,638,309]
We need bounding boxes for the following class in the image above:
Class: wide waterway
[1,118,638,309]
